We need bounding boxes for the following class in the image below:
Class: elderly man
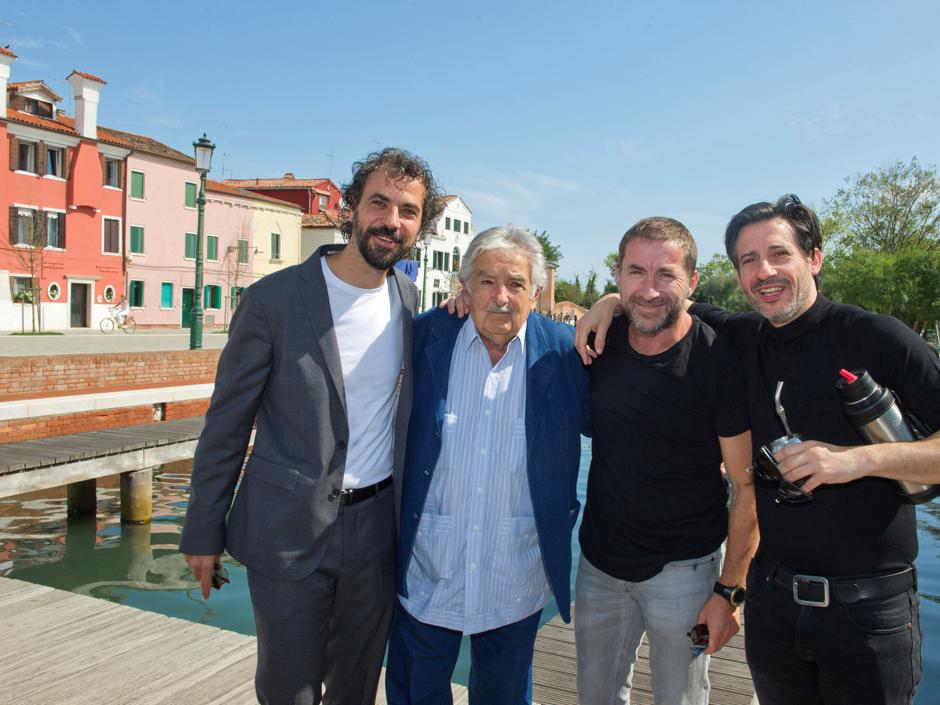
[386,226,590,705]
[181,148,444,705]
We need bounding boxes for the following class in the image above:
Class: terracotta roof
[225,176,335,190]
[68,70,106,84]
[207,179,303,209]
[3,108,133,148]
[302,212,344,228]
[98,126,194,165]
[8,80,62,102]
[0,47,16,58]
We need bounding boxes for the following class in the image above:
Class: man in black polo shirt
[577,196,940,705]
[575,217,756,705]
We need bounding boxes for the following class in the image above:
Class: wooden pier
[0,577,756,704]
[533,603,757,705]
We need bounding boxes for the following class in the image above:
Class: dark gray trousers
[248,485,396,705]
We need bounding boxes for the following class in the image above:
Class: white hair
[457,226,547,291]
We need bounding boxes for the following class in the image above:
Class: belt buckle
[338,488,355,505]
[792,574,830,607]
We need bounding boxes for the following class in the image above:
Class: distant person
[576,196,940,705]
[386,226,590,705]
[114,295,130,325]
[180,148,445,705]
[574,218,755,705]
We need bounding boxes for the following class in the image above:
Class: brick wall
[0,399,212,443]
[0,350,220,402]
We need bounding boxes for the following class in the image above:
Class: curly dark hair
[341,147,446,241]
[725,194,822,286]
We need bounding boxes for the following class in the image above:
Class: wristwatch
[714,581,746,608]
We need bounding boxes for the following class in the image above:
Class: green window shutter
[129,226,144,254]
[185,232,196,258]
[237,240,249,264]
[129,280,144,307]
[160,282,173,308]
[130,171,145,199]
[206,235,218,260]
[185,182,197,208]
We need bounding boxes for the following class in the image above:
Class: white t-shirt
[322,257,404,488]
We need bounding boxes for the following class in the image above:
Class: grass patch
[11,331,65,336]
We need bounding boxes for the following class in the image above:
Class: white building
[416,195,473,312]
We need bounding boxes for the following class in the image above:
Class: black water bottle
[835,368,940,505]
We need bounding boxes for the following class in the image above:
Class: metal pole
[190,171,207,350]
[421,243,429,312]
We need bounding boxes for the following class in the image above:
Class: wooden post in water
[66,479,96,516]
[120,469,152,523]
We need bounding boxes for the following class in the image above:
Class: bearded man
[181,148,444,705]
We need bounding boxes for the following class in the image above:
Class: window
[452,247,460,272]
[11,276,36,303]
[160,282,174,308]
[17,141,36,173]
[129,225,144,254]
[46,147,65,178]
[185,182,197,208]
[237,239,249,264]
[130,171,145,199]
[102,218,121,254]
[319,194,328,211]
[270,233,281,260]
[453,218,462,233]
[445,217,451,230]
[129,280,144,307]
[11,208,36,246]
[432,250,450,271]
[432,291,446,307]
[230,286,245,310]
[184,232,197,259]
[204,285,222,309]
[206,235,219,261]
[463,222,469,235]
[46,212,66,249]
[104,158,121,187]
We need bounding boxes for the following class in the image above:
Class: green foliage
[822,246,940,328]
[532,230,562,267]
[824,157,940,254]
[555,274,582,304]
[692,254,750,312]
[583,270,601,308]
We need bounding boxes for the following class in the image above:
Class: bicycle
[100,307,137,333]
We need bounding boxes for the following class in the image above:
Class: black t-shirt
[579,315,749,582]
[693,296,940,576]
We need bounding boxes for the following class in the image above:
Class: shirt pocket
[493,516,545,600]
[412,512,455,582]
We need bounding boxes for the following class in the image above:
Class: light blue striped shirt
[401,317,551,634]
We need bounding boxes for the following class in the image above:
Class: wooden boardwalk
[0,577,468,705]
[0,417,206,498]
[533,603,757,705]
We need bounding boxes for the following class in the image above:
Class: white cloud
[125,83,183,129]
[616,138,651,163]
[64,26,85,47]
[14,57,50,69]
[790,102,848,139]
[454,167,579,229]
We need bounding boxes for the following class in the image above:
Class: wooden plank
[0,576,467,705]
[532,603,757,705]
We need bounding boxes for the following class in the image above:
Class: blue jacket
[397,308,590,622]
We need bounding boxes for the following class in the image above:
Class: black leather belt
[337,476,392,506]
[755,552,916,607]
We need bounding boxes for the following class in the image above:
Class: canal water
[1,438,939,701]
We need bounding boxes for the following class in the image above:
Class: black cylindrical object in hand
[835,368,939,505]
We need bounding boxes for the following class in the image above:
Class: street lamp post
[189,134,215,350]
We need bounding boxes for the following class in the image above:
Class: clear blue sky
[4,1,939,281]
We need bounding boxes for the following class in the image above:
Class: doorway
[181,288,193,328]
[69,283,90,328]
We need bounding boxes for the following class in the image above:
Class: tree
[532,230,562,267]
[555,274,583,305]
[3,207,49,332]
[582,269,601,308]
[692,254,750,312]
[823,157,940,253]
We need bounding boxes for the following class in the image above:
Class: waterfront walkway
[2,575,757,704]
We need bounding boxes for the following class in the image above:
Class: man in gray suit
[181,148,445,705]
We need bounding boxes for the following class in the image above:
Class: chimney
[67,70,107,139]
[0,47,16,114]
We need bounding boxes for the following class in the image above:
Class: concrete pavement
[0,329,229,357]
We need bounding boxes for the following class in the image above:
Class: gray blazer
[180,245,418,581]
